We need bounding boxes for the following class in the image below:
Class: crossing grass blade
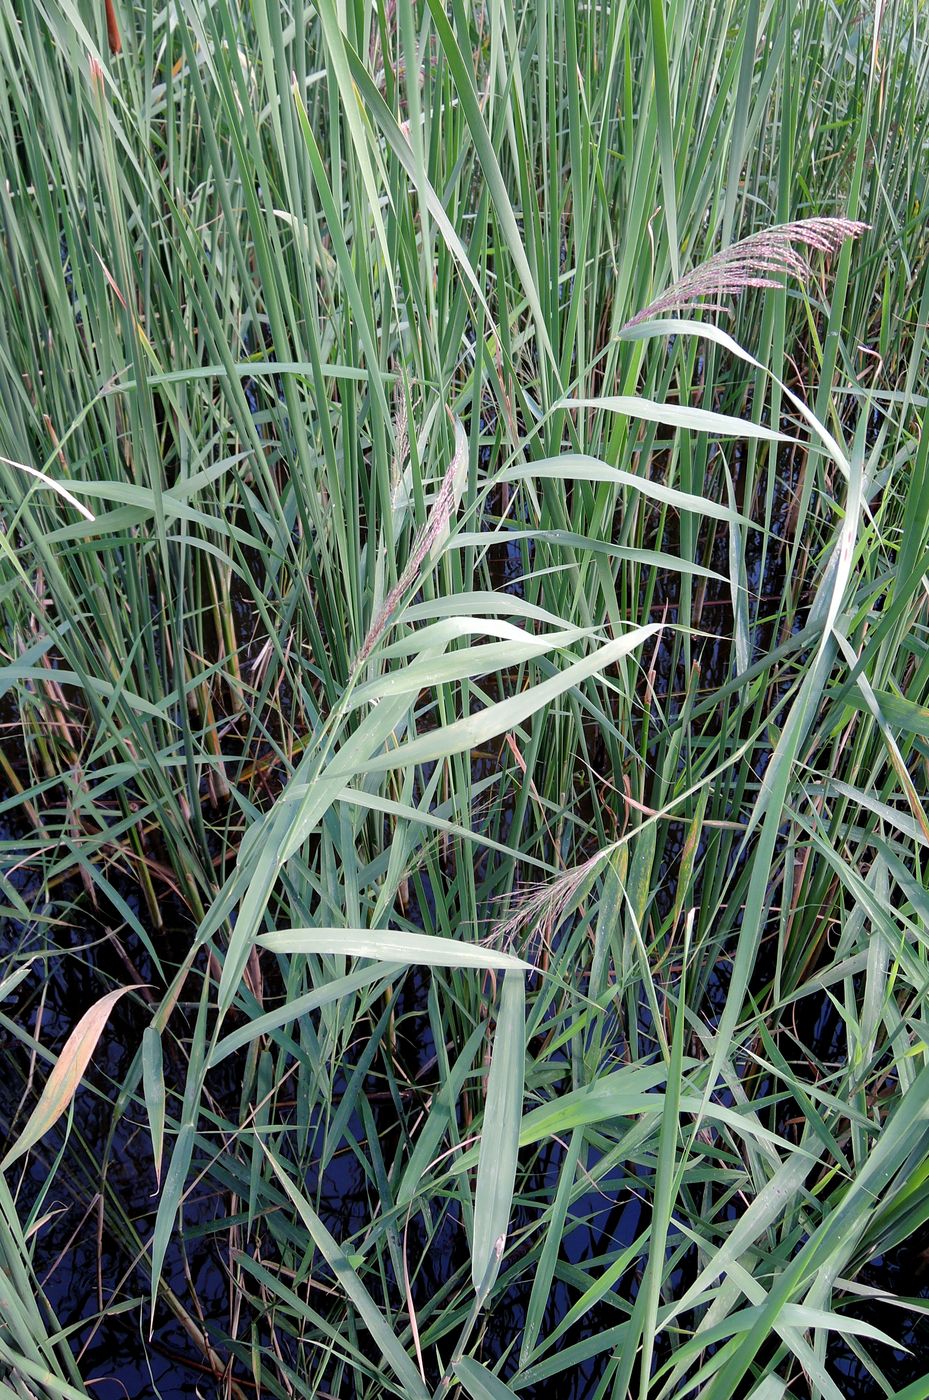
[262,1144,432,1400]
[454,1357,520,1400]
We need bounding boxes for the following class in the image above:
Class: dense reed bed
[2,0,929,1395]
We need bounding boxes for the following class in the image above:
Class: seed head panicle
[623,217,868,329]
[354,415,467,672]
[493,843,619,954]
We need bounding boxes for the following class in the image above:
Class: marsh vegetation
[2,1,929,1397]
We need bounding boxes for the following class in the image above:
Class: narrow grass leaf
[141,1026,166,1189]
[397,1020,486,1206]
[257,928,532,971]
[455,1357,520,1400]
[262,1145,430,1400]
[350,629,660,777]
[209,963,402,1066]
[500,459,747,525]
[472,970,526,1299]
[556,395,790,442]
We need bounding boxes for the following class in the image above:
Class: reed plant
[1,0,929,1396]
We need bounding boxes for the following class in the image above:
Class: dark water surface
[5,782,928,1399]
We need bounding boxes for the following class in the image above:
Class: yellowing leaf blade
[2,986,138,1171]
